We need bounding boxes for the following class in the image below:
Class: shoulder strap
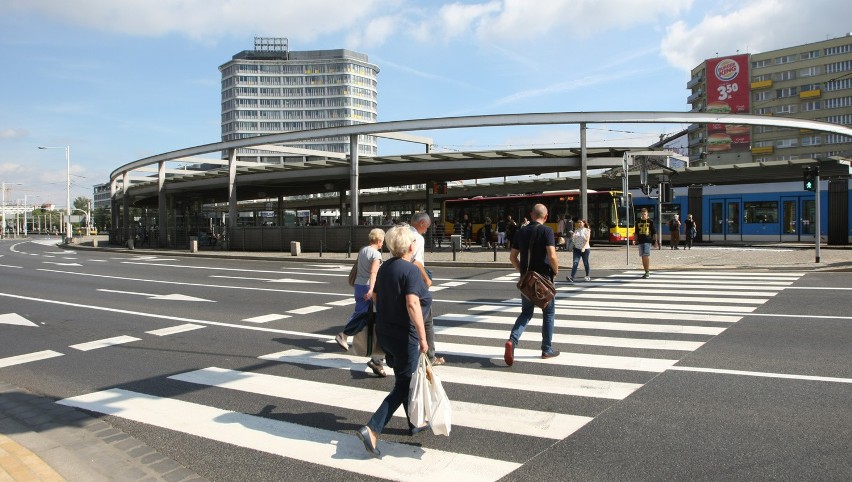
[525,224,542,274]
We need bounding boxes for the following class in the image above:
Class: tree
[73,196,91,212]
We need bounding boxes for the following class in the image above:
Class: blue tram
[631,179,851,244]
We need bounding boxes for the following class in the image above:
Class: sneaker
[334,332,348,351]
[366,359,387,377]
[642,271,650,279]
[541,349,560,359]
[565,276,574,284]
[504,340,515,366]
[584,276,591,282]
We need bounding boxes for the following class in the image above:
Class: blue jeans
[366,332,420,435]
[509,294,555,353]
[342,284,370,335]
[570,248,590,279]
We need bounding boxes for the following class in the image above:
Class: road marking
[69,335,141,351]
[0,264,22,269]
[553,299,756,313]
[326,298,356,306]
[260,350,642,399]
[210,275,325,284]
[242,314,291,323]
[98,289,215,302]
[58,389,522,482]
[668,366,852,384]
[42,261,82,266]
[0,350,63,368]
[0,313,37,327]
[562,292,768,304]
[287,306,332,315]
[433,325,705,351]
[606,275,792,286]
[170,367,592,439]
[580,287,782,297]
[146,324,205,336]
[429,341,678,372]
[471,304,743,323]
[436,313,727,335]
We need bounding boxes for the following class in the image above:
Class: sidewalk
[2,239,850,481]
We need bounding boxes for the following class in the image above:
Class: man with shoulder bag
[504,204,560,366]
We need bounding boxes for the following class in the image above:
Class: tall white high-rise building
[220,38,379,161]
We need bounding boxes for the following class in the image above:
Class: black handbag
[516,225,556,309]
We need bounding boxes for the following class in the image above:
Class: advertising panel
[704,54,750,153]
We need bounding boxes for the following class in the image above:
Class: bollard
[290,241,301,256]
[493,242,497,262]
[127,238,134,250]
[189,236,198,253]
[452,241,457,262]
[92,237,98,248]
[319,241,323,257]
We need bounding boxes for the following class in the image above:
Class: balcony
[751,79,773,89]
[751,146,774,155]
[686,74,704,89]
[799,89,821,99]
[687,89,705,103]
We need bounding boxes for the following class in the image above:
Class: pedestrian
[520,215,530,228]
[505,215,518,249]
[335,228,387,376]
[633,208,658,278]
[482,217,493,248]
[668,214,681,249]
[409,213,444,365]
[497,216,507,248]
[504,203,560,366]
[566,218,591,283]
[356,225,430,457]
[684,214,697,249]
[460,213,473,251]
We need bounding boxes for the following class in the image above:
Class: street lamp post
[38,145,72,243]
[1,181,23,239]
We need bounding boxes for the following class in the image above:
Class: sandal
[430,356,446,366]
[366,360,387,377]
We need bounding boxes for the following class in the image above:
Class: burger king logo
[715,58,740,82]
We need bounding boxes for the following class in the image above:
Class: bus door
[709,198,742,241]
[781,196,816,241]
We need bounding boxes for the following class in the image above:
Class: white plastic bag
[408,354,431,429]
[408,354,452,436]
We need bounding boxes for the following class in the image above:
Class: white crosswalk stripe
[56,270,803,481]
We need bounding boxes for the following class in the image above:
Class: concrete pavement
[2,238,850,481]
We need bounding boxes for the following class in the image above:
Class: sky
[1,0,850,208]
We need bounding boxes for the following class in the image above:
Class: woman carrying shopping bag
[356,225,431,457]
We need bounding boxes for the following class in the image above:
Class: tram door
[709,199,742,241]
[781,196,816,241]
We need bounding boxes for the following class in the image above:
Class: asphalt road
[1,237,850,481]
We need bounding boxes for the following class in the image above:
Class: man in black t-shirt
[504,204,560,366]
[633,208,657,278]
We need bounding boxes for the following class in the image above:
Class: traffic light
[803,166,818,191]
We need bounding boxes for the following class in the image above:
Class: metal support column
[227,148,238,234]
[349,136,360,227]
[122,171,131,244]
[158,160,167,247]
[580,122,588,220]
[815,172,821,263]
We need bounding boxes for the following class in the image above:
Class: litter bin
[189,236,198,253]
[290,241,301,256]
[450,235,461,250]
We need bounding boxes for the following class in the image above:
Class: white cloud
[0,128,29,140]
[660,0,852,72]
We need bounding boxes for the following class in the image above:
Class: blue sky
[1,0,850,207]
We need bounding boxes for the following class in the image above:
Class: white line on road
[69,335,141,351]
[146,324,205,336]
[260,350,642,399]
[242,314,291,323]
[98,289,214,302]
[287,306,332,315]
[58,389,522,482]
[471,304,743,323]
[436,313,727,335]
[0,350,63,368]
[668,366,852,384]
[170,367,592,439]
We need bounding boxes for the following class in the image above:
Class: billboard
[704,54,750,153]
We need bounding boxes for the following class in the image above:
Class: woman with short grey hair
[356,224,431,456]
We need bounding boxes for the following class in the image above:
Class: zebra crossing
[58,270,803,481]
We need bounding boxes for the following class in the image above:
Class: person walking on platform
[504,204,560,366]
[668,214,681,249]
[684,214,697,249]
[633,208,657,278]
